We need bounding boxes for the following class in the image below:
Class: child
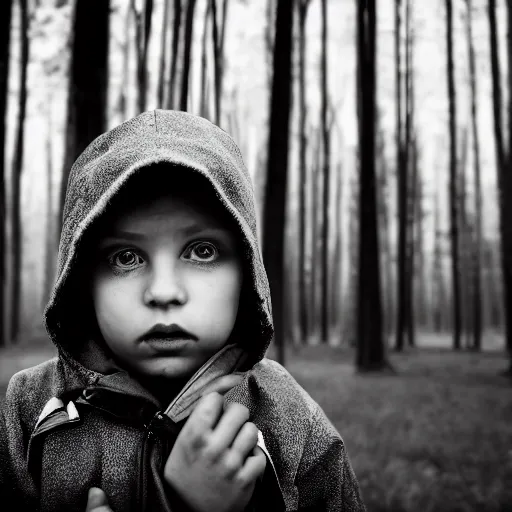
[0,110,366,511]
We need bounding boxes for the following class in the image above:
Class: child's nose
[143,261,188,308]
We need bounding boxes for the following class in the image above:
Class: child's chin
[137,357,199,380]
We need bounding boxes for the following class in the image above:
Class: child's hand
[85,487,113,512]
[164,392,266,512]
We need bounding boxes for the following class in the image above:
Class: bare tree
[432,179,445,332]
[167,0,182,110]
[218,0,229,105]
[262,0,294,365]
[118,6,132,120]
[356,0,387,370]
[412,145,428,331]
[331,161,343,339]
[466,0,482,350]
[179,0,198,111]
[406,134,417,347]
[458,126,472,347]
[157,0,170,108]
[297,0,311,343]
[345,168,359,346]
[446,0,462,350]
[42,98,55,308]
[0,0,13,346]
[395,0,409,351]
[404,0,415,347]
[311,127,322,342]
[10,0,29,342]
[199,0,211,117]
[210,0,221,124]
[320,0,330,343]
[59,0,110,222]
[132,0,153,113]
[376,120,394,337]
[209,0,229,125]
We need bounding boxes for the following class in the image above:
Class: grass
[279,344,512,512]
[1,335,511,511]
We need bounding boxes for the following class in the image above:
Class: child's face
[90,190,243,381]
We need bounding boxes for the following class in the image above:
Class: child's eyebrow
[101,224,231,241]
[180,223,231,238]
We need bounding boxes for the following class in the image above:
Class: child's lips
[143,335,195,353]
[138,323,198,352]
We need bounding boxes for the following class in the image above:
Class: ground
[1,336,511,512]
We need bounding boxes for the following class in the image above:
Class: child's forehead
[112,192,226,229]
[96,172,238,237]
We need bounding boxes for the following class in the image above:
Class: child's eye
[183,242,219,262]
[108,249,145,270]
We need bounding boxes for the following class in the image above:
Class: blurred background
[1,0,512,510]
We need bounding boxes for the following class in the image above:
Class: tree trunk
[406,135,417,347]
[303,124,317,343]
[218,0,229,107]
[446,0,461,350]
[466,0,482,351]
[312,128,323,343]
[320,0,330,343]
[210,0,221,124]
[380,133,395,341]
[118,6,132,120]
[433,173,443,332]
[458,126,472,347]
[413,151,427,330]
[179,0,197,112]
[489,0,512,373]
[356,0,386,370]
[10,0,29,343]
[199,0,211,117]
[0,0,13,346]
[405,0,415,347]
[395,0,408,352]
[297,0,310,343]
[376,127,393,338]
[262,0,293,365]
[59,0,110,223]
[506,0,512,371]
[157,0,170,108]
[346,170,359,346]
[167,0,182,110]
[42,99,55,309]
[332,161,343,342]
[132,0,153,114]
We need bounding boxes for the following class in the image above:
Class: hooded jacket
[0,110,366,512]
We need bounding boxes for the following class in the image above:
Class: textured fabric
[1,110,366,511]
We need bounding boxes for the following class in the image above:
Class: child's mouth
[139,323,198,351]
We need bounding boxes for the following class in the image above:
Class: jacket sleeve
[1,372,41,512]
[294,405,366,511]
[0,407,26,506]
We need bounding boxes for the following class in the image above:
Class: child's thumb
[86,487,111,511]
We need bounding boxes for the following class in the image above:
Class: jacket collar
[57,342,250,422]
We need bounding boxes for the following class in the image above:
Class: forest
[1,0,512,510]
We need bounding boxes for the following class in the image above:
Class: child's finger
[199,374,244,399]
[230,421,259,460]
[209,402,249,453]
[236,446,267,487]
[184,392,224,445]
[85,487,110,511]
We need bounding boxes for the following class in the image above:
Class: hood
[44,109,273,373]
